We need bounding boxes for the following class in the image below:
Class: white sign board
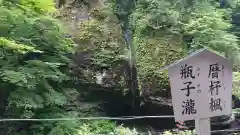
[168,49,232,121]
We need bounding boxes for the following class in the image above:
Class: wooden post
[195,118,211,135]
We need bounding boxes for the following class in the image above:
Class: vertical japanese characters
[180,64,200,115]
[169,50,232,121]
[208,63,223,112]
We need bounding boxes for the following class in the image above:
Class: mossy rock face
[137,36,187,96]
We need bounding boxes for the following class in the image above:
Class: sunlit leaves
[0,38,40,54]
[0,1,78,135]
[183,1,239,53]
[233,72,240,98]
[19,0,56,13]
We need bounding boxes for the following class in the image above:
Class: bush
[112,125,139,135]
[163,130,194,135]
[77,123,140,135]
[76,120,116,135]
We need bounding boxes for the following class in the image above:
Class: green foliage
[74,122,141,135]
[88,120,116,133]
[183,1,239,55]
[0,0,79,135]
[130,0,187,95]
[77,123,139,135]
[163,130,194,135]
[76,120,116,135]
[126,0,240,97]
[7,0,56,13]
[233,72,240,98]
[2,0,240,134]
[113,125,138,135]
[76,14,126,66]
[69,2,129,89]
[77,124,92,135]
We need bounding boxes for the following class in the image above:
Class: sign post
[167,49,232,135]
[195,118,210,135]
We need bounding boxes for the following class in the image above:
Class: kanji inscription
[169,49,232,121]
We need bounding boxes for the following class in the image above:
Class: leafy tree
[1,0,238,134]
[0,0,80,135]
[61,0,240,113]
[117,0,187,100]
[128,0,240,98]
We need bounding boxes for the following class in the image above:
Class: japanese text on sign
[180,64,200,115]
[168,49,232,121]
[208,63,224,112]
